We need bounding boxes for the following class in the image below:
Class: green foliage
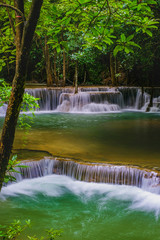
[0,0,160,86]
[0,220,31,239]
[33,0,159,85]
[0,7,15,76]
[0,220,62,240]
[4,154,28,184]
[0,79,11,106]
[0,79,39,130]
[46,228,63,240]
[113,34,141,56]
[27,236,44,240]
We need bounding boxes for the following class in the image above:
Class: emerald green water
[12,112,160,168]
[1,175,160,240]
[0,112,160,239]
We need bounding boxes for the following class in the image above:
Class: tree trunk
[74,61,78,94]
[110,53,116,86]
[54,48,58,86]
[63,49,66,87]
[0,0,43,191]
[66,54,69,82]
[146,87,154,112]
[14,0,24,62]
[115,56,118,85]
[82,64,87,85]
[141,85,144,108]
[44,36,53,87]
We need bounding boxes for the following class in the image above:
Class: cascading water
[0,87,160,115]
[26,87,160,113]
[26,88,73,111]
[57,90,123,112]
[11,157,160,195]
[0,103,7,115]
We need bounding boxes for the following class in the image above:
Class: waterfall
[0,104,7,116]
[1,87,160,115]
[26,88,73,111]
[26,87,160,113]
[57,91,122,112]
[11,158,160,194]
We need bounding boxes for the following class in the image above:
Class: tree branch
[21,0,43,54]
[86,0,107,32]
[6,7,16,36]
[0,3,25,22]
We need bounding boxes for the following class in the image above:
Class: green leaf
[56,45,61,53]
[124,47,134,54]
[120,34,126,42]
[146,0,157,4]
[136,28,141,33]
[113,45,123,56]
[145,30,152,37]
[79,0,91,4]
[11,155,17,161]
[95,45,102,51]
[128,41,141,48]
[126,35,134,42]
[64,17,71,25]
[103,38,113,45]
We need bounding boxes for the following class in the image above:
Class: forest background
[0,0,160,190]
[0,0,160,88]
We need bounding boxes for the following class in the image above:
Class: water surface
[0,112,160,239]
[0,175,160,240]
[4,112,159,169]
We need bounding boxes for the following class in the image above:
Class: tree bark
[54,48,58,86]
[63,49,66,87]
[14,0,24,63]
[110,52,116,86]
[141,85,144,108]
[146,87,154,112]
[74,60,78,94]
[44,36,53,87]
[82,64,87,85]
[0,0,43,191]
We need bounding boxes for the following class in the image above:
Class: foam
[1,175,160,216]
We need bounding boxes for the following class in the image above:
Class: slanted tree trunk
[44,36,53,87]
[74,61,78,94]
[0,0,43,191]
[110,52,116,86]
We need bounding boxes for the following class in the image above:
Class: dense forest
[0,0,160,87]
[1,1,160,239]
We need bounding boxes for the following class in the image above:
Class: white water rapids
[4,158,160,196]
[1,174,160,217]
[1,87,160,115]
[27,87,160,113]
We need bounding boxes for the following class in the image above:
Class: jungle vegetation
[0,0,160,88]
[0,0,160,190]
